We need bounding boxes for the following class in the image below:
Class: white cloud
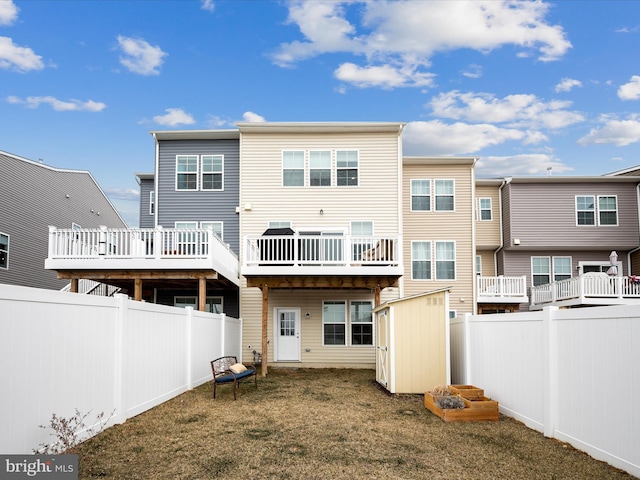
[428,90,584,129]
[618,75,640,100]
[152,108,195,126]
[0,0,18,25]
[7,95,106,111]
[201,0,215,12]
[462,64,482,79]
[117,35,167,76]
[555,78,582,93]
[272,1,571,88]
[403,120,525,156]
[242,111,266,122]
[577,116,640,147]
[0,36,44,72]
[334,62,434,89]
[476,154,573,177]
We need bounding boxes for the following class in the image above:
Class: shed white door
[275,308,301,361]
[376,310,389,388]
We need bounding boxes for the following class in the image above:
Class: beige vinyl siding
[402,161,475,317]
[477,250,496,276]
[239,128,402,368]
[475,184,501,249]
[239,132,401,237]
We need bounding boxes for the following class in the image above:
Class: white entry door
[275,308,301,361]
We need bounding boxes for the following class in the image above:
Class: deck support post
[134,278,142,301]
[198,277,207,311]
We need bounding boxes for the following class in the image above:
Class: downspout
[152,132,160,227]
[397,123,405,299]
[493,177,511,276]
[471,158,478,313]
[627,183,640,274]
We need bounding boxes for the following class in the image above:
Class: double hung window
[336,150,358,186]
[598,196,618,225]
[350,301,373,346]
[435,241,456,280]
[435,180,455,211]
[201,155,223,190]
[149,191,155,215]
[553,256,572,281]
[309,151,331,186]
[576,195,618,226]
[478,198,492,220]
[283,151,305,187]
[176,155,198,190]
[411,241,432,280]
[532,257,551,286]
[411,180,431,211]
[0,233,8,269]
[323,301,346,345]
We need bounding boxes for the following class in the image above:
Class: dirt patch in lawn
[73,368,633,479]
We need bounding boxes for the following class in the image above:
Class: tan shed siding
[401,162,475,316]
[508,182,640,249]
[475,184,501,248]
[392,292,448,393]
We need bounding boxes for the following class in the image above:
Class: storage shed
[374,288,450,394]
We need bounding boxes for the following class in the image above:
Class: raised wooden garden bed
[424,385,499,422]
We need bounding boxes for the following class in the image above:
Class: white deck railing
[531,273,640,308]
[243,234,399,267]
[477,275,528,302]
[47,225,240,283]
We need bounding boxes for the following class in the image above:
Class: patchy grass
[72,368,633,479]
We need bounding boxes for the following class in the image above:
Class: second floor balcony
[242,231,402,279]
[530,273,640,310]
[45,226,240,286]
[477,275,529,304]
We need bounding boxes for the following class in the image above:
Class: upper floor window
[268,220,292,229]
[532,257,550,286]
[336,150,358,186]
[283,151,305,187]
[411,180,431,211]
[0,232,8,269]
[176,155,198,190]
[478,198,492,220]
[435,180,455,211]
[201,155,223,190]
[435,241,456,280]
[553,256,572,281]
[309,151,331,186]
[149,191,155,215]
[411,241,432,280]
[476,255,482,276]
[598,196,618,225]
[576,195,618,226]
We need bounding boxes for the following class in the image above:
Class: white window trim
[531,256,551,286]
[322,299,347,347]
[282,150,306,187]
[149,191,155,215]
[201,155,224,191]
[434,179,455,212]
[411,240,432,281]
[552,256,572,281]
[175,155,199,191]
[349,300,374,347]
[478,197,492,221]
[0,231,8,270]
[597,195,618,226]
[410,179,431,212]
[575,195,595,226]
[336,149,359,187]
[435,240,456,280]
[308,149,332,187]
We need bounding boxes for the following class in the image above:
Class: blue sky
[3,0,640,227]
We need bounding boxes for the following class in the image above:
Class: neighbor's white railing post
[154,225,163,259]
[542,306,559,438]
[47,226,57,258]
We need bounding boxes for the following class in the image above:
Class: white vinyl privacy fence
[451,305,640,478]
[0,284,242,454]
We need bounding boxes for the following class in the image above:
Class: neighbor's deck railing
[243,234,400,267]
[47,226,239,277]
[531,273,640,307]
[477,275,528,301]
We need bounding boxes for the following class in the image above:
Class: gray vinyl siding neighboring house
[148,131,241,317]
[153,135,240,253]
[0,150,127,290]
[136,173,155,228]
[497,177,640,309]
